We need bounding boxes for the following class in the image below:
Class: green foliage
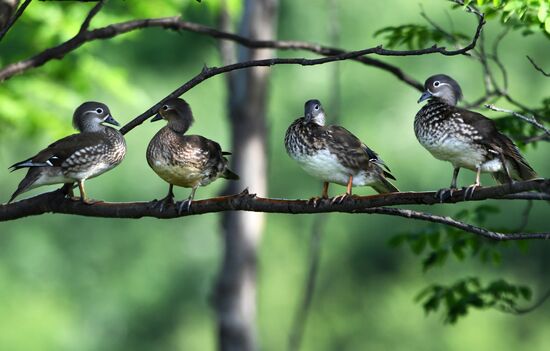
[416,277,532,324]
[374,24,469,50]
[462,0,550,35]
[1,0,549,349]
[389,204,537,323]
[0,0,223,138]
[389,205,508,271]
[494,97,550,145]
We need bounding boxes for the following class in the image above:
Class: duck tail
[8,168,41,203]
[221,167,239,181]
[371,176,399,194]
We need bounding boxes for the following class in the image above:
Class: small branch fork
[119,9,483,134]
[2,179,550,241]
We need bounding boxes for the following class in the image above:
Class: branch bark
[2,179,550,241]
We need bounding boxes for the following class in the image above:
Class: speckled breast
[414,103,489,169]
[146,129,213,188]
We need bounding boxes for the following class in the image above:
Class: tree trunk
[213,0,279,350]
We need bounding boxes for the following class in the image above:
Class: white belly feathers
[422,136,503,173]
[290,149,376,186]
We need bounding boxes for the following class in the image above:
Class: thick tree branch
[2,179,549,240]
[0,0,31,41]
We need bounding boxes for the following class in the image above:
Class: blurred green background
[0,0,549,350]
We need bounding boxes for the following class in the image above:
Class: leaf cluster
[416,277,532,323]
[389,204,533,322]
[462,0,550,36]
[374,24,468,50]
[389,205,510,271]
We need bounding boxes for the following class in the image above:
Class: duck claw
[81,198,101,205]
[435,188,456,203]
[308,196,327,208]
[331,193,351,205]
[463,184,479,200]
[177,199,192,214]
[150,196,175,212]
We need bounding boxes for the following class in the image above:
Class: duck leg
[78,180,98,205]
[435,167,460,202]
[177,186,198,214]
[464,166,481,200]
[322,181,329,198]
[151,184,175,212]
[308,182,330,208]
[60,182,75,198]
[332,175,353,204]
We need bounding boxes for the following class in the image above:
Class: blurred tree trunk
[214,0,279,350]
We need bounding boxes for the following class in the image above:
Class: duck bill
[417,91,432,103]
[151,113,163,122]
[104,114,120,126]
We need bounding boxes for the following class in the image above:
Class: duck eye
[162,105,168,111]
[433,81,440,87]
[96,108,103,114]
[314,105,319,110]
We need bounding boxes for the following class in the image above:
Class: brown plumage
[146,98,238,213]
[8,102,126,203]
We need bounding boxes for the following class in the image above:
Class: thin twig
[78,0,104,34]
[515,200,533,232]
[119,14,484,135]
[526,56,550,77]
[366,207,550,241]
[0,0,32,41]
[497,288,550,314]
[523,134,550,144]
[0,5,484,84]
[489,27,510,90]
[485,104,550,137]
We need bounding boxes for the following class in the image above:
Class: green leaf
[410,235,427,255]
[519,287,532,300]
[538,2,549,23]
[388,234,406,247]
[452,243,466,260]
[428,232,440,249]
[546,17,550,34]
